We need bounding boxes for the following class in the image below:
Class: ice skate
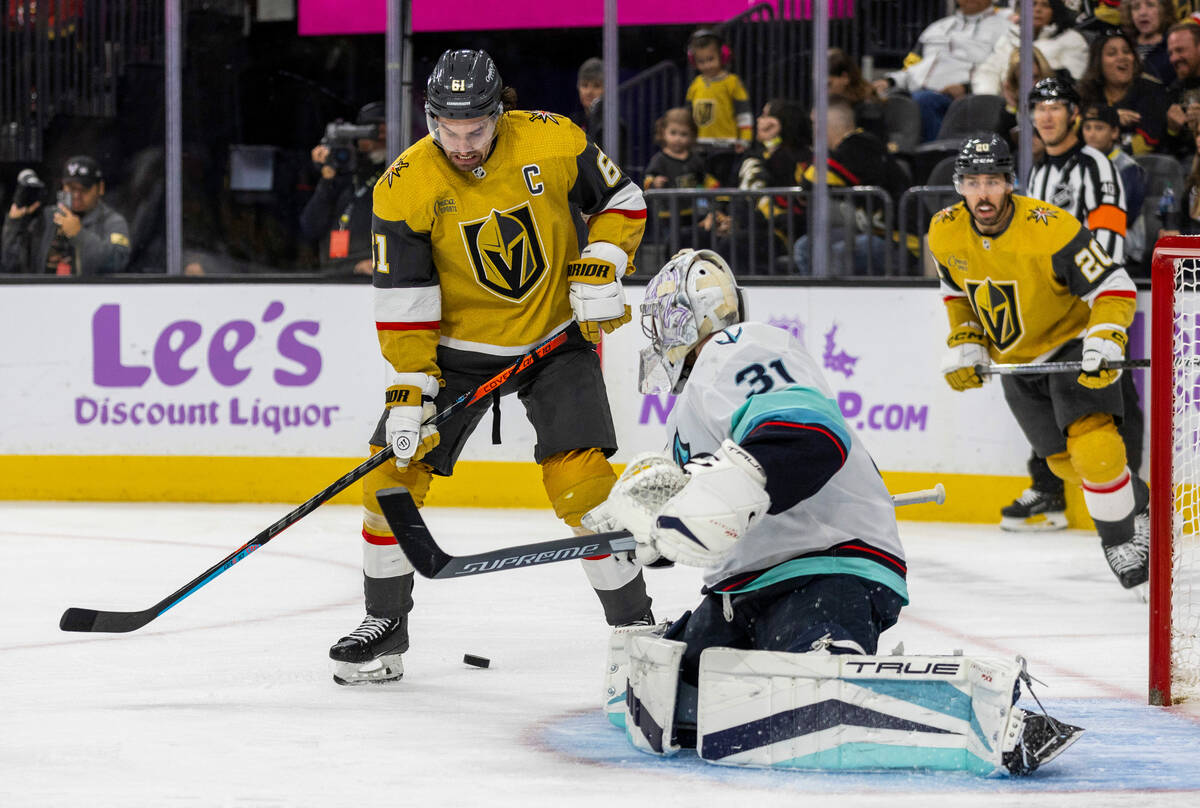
[1000,488,1067,532]
[1002,710,1084,775]
[1102,509,1149,592]
[330,614,407,686]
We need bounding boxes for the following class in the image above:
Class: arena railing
[641,186,900,278]
[895,185,959,277]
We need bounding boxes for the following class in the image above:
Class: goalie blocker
[619,637,1083,777]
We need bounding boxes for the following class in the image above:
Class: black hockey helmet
[425,49,503,121]
[953,134,1015,183]
[1027,76,1080,111]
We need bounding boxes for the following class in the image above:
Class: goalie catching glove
[385,372,441,469]
[567,241,633,342]
[651,440,770,567]
[941,321,989,392]
[1077,324,1127,389]
[582,452,690,565]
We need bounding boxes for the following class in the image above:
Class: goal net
[1151,236,1200,705]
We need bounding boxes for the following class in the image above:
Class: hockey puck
[463,654,490,668]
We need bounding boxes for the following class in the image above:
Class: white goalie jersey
[666,322,907,599]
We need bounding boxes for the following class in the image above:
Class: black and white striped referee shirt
[1026,141,1127,266]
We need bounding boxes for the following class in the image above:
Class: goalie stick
[977,358,1149,376]
[377,483,947,579]
[58,330,571,634]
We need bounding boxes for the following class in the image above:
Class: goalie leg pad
[541,448,617,527]
[625,635,686,757]
[604,621,670,728]
[696,650,1054,775]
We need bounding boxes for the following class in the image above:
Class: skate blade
[1127,582,1149,603]
[1034,723,1085,767]
[1000,513,1068,532]
[332,654,404,686]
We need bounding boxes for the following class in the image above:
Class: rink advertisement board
[0,281,1149,519]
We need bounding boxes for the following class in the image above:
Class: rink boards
[0,281,1151,524]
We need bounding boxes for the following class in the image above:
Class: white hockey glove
[649,440,770,568]
[1078,324,1127,390]
[567,241,632,343]
[384,372,441,469]
[581,452,690,566]
[941,321,989,392]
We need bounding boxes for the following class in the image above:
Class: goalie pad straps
[625,635,686,757]
[693,649,1028,775]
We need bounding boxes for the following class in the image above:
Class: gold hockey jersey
[686,73,753,145]
[927,194,1136,364]
[371,111,646,377]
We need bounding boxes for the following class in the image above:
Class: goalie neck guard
[638,249,744,395]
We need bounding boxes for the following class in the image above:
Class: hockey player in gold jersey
[328,49,652,684]
[928,135,1149,595]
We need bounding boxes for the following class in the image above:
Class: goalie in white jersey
[585,249,907,723]
[585,249,1082,775]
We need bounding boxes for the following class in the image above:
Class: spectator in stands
[1162,126,1200,234]
[873,0,1009,142]
[1122,0,1177,83]
[643,107,717,255]
[972,0,1089,97]
[701,98,809,270]
[1081,103,1149,271]
[1164,21,1200,157]
[2,155,130,275]
[792,96,893,276]
[1078,27,1169,154]
[574,57,629,163]
[299,101,388,277]
[685,29,753,186]
[828,48,887,143]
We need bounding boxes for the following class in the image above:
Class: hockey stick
[377,484,947,579]
[976,358,1149,376]
[58,330,571,633]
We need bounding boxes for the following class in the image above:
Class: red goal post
[1150,235,1200,706]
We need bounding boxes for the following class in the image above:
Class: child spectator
[645,108,709,191]
[574,57,629,162]
[1078,27,1169,154]
[1122,0,1176,83]
[685,29,753,185]
[828,48,888,143]
[1081,103,1149,272]
[972,0,1089,97]
[644,107,717,237]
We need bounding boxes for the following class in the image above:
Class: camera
[12,168,45,209]
[321,121,379,174]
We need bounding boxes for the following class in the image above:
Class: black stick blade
[376,487,454,578]
[60,606,155,633]
[59,608,99,632]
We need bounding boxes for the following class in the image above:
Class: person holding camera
[2,155,130,275]
[299,101,388,276]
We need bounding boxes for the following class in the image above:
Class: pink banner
[298,1,808,36]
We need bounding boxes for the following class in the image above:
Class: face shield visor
[637,263,701,395]
[426,111,501,154]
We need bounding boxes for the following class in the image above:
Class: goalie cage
[1150,236,1200,705]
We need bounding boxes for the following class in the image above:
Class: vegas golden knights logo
[964,278,1022,351]
[460,203,548,300]
[693,100,715,128]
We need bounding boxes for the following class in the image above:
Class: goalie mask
[639,249,744,395]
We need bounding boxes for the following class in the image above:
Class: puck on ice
[463,654,490,668]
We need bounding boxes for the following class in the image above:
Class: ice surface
[3,502,1199,807]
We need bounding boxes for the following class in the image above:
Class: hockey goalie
[584,248,1083,775]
